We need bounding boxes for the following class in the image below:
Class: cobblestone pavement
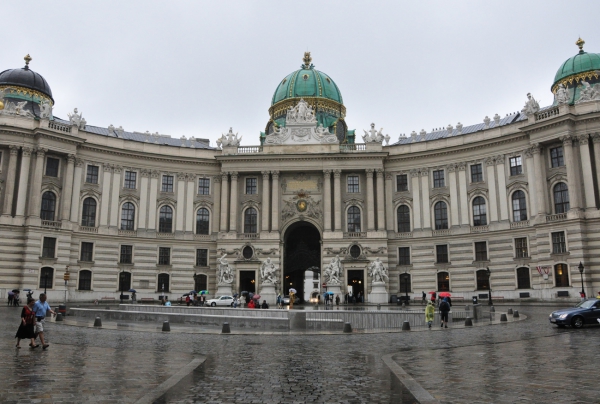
[1,303,598,403]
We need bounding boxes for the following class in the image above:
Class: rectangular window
[39,267,54,290]
[470,164,483,183]
[436,245,448,263]
[42,237,56,258]
[509,156,523,176]
[80,242,94,262]
[45,157,60,177]
[86,165,99,184]
[550,146,564,168]
[196,248,208,266]
[245,178,257,194]
[474,241,488,261]
[347,175,359,193]
[78,270,92,291]
[161,175,174,192]
[198,178,210,195]
[398,247,410,265]
[515,237,528,258]
[552,231,567,254]
[158,247,171,265]
[124,171,137,189]
[433,170,445,188]
[120,245,133,264]
[396,174,408,192]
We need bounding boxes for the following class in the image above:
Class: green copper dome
[271,67,343,105]
[552,38,600,91]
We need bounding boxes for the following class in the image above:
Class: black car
[549,298,600,328]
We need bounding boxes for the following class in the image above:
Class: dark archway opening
[283,222,321,303]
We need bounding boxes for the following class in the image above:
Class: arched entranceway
[283,222,320,303]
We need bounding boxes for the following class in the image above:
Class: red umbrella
[252,294,261,300]
[439,292,452,298]
[428,291,437,294]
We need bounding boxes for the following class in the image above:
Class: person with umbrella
[15,297,38,349]
[7,290,14,306]
[129,289,137,303]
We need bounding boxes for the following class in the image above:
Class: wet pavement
[1,303,597,403]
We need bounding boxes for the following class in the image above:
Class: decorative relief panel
[281,172,322,194]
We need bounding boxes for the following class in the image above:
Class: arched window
[159,206,173,233]
[196,208,210,235]
[347,206,361,232]
[39,267,54,289]
[40,191,56,221]
[194,273,208,292]
[512,191,527,222]
[244,208,257,233]
[121,202,135,230]
[434,201,448,230]
[399,273,411,295]
[397,205,411,232]
[554,263,569,287]
[437,271,449,292]
[118,272,131,292]
[516,267,531,289]
[476,269,490,290]
[472,197,487,226]
[157,273,170,292]
[78,270,92,291]
[554,183,570,213]
[81,197,97,227]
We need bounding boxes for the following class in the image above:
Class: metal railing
[340,143,367,152]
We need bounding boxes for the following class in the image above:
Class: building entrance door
[283,222,320,303]
[239,270,256,294]
[347,269,364,302]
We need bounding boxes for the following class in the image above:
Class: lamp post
[63,266,70,304]
[486,267,493,306]
[578,262,585,298]
[119,269,124,304]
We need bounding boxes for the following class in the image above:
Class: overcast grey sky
[3,1,600,146]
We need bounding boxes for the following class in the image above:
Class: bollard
[464,317,473,327]
[343,322,352,333]
[222,322,231,334]
[507,308,513,315]
[401,321,410,331]
[162,321,170,332]
[93,317,102,327]
[490,306,495,312]
[55,313,63,322]
[513,310,520,318]
[500,314,508,322]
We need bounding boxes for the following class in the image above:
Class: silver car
[206,295,234,307]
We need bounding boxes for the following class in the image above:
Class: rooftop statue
[286,98,316,124]
[555,83,570,104]
[68,108,86,129]
[39,100,52,119]
[362,123,384,143]
[576,79,600,104]
[217,127,242,148]
[521,93,540,116]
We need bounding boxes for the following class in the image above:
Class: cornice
[79,144,220,167]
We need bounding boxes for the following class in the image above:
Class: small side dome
[0,54,54,103]
[552,38,600,92]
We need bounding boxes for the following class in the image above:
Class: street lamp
[486,267,493,306]
[578,262,585,298]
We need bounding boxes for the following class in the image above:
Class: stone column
[376,169,385,231]
[530,145,547,215]
[485,158,498,222]
[495,155,509,221]
[212,175,221,233]
[384,171,394,231]
[220,172,229,231]
[2,145,20,216]
[99,165,112,226]
[176,172,186,232]
[410,170,421,229]
[28,148,47,217]
[524,149,538,217]
[261,171,270,232]
[271,171,280,232]
[229,171,238,232]
[333,169,342,231]
[323,170,332,231]
[109,166,122,227]
[561,136,581,210]
[61,154,76,221]
[420,169,430,228]
[70,159,84,223]
[147,170,159,230]
[592,134,600,198]
[458,163,469,225]
[185,174,195,232]
[578,135,596,210]
[138,170,150,228]
[15,147,32,217]
[448,164,459,227]
[365,169,375,231]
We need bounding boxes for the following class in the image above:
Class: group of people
[14,293,56,349]
[7,291,21,306]
[184,293,207,306]
[344,292,362,304]
[323,293,340,306]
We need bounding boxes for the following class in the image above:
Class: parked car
[549,298,600,328]
[282,295,300,305]
[206,295,234,307]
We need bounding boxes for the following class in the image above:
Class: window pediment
[467,187,488,198]
[157,195,177,206]
[344,197,364,208]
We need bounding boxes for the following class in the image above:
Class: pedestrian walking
[13,292,20,307]
[131,291,137,303]
[248,299,255,309]
[335,295,340,306]
[431,291,436,305]
[422,291,426,305]
[276,294,282,309]
[32,293,56,350]
[7,291,14,306]
[439,297,450,328]
[425,300,435,329]
[185,295,191,306]
[15,297,38,349]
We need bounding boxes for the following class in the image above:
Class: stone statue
[39,100,52,119]
[217,127,242,148]
[315,123,331,138]
[217,253,234,284]
[521,93,540,116]
[576,80,600,104]
[260,257,278,284]
[368,257,389,283]
[362,123,384,143]
[556,83,570,104]
[323,255,341,285]
[286,99,316,124]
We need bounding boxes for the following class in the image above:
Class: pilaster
[410,170,422,229]
[457,163,469,225]
[577,135,596,210]
[333,169,341,231]
[147,170,159,230]
[229,171,238,232]
[485,158,498,222]
[561,135,581,210]
[220,172,229,232]
[376,169,385,231]
[323,170,332,231]
[420,169,430,228]
[15,147,32,217]
[261,171,270,232]
[212,175,222,233]
[176,172,186,232]
[524,148,538,217]
[61,154,76,221]
[185,173,195,232]
[366,169,375,231]
[271,171,280,232]
[109,166,122,227]
[384,171,394,231]
[2,146,19,216]
[495,155,509,221]
[447,164,459,227]
[138,169,150,228]
[28,148,47,217]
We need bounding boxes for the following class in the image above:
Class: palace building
[1,41,600,303]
